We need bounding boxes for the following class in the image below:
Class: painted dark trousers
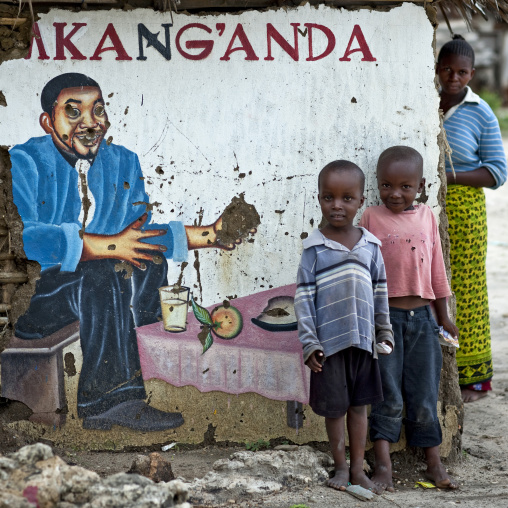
[15,259,168,418]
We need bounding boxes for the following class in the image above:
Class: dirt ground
[2,149,508,507]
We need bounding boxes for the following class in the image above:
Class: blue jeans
[369,305,443,448]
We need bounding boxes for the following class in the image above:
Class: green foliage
[479,89,503,113]
[245,439,271,451]
[289,505,310,508]
[497,116,508,135]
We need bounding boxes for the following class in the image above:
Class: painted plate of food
[251,295,297,332]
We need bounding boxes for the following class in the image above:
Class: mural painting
[5,72,260,431]
[0,4,440,438]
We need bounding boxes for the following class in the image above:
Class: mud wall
[0,2,462,457]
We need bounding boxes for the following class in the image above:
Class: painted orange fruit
[210,305,243,340]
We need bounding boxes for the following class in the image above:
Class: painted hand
[81,213,166,268]
[212,215,257,251]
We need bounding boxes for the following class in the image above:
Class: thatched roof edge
[440,0,508,25]
[158,0,508,25]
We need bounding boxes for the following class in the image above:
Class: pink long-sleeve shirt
[359,204,451,301]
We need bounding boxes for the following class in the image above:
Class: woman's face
[436,54,475,96]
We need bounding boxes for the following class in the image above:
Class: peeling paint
[216,194,260,246]
[132,200,161,212]
[77,161,93,235]
[194,250,203,300]
[64,352,77,377]
[114,261,134,279]
[176,261,189,287]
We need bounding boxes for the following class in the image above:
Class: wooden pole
[0,18,27,27]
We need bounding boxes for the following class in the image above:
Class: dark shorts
[309,347,383,418]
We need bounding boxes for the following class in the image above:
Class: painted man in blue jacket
[10,73,244,431]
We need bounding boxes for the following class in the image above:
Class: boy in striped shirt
[295,160,394,493]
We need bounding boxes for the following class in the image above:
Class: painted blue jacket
[10,135,188,271]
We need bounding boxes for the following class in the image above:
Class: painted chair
[1,321,79,426]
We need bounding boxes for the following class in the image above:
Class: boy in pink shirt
[359,146,459,491]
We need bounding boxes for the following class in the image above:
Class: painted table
[135,284,310,407]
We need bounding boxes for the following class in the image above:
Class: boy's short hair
[41,73,101,114]
[377,146,423,178]
[318,160,365,193]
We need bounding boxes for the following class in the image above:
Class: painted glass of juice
[159,285,190,332]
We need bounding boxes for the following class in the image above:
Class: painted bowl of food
[251,295,297,332]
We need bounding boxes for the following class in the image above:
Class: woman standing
[437,36,507,402]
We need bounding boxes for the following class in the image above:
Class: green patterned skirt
[447,185,492,387]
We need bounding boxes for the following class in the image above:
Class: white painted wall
[0,3,440,306]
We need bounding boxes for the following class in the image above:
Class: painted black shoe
[82,400,184,431]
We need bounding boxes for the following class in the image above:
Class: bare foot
[424,463,459,489]
[327,465,349,491]
[371,464,395,493]
[350,468,383,495]
[461,388,488,403]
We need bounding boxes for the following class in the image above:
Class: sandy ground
[47,151,508,508]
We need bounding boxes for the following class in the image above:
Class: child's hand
[376,341,393,355]
[441,317,459,340]
[305,351,324,373]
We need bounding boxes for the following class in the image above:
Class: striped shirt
[295,228,393,363]
[444,87,507,189]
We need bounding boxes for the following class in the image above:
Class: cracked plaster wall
[0,2,462,459]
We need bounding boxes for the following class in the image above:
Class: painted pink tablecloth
[136,284,310,404]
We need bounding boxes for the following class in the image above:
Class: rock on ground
[127,452,175,483]
[0,443,191,508]
[187,445,333,505]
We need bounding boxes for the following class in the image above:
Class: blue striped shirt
[295,228,393,363]
[444,87,507,189]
